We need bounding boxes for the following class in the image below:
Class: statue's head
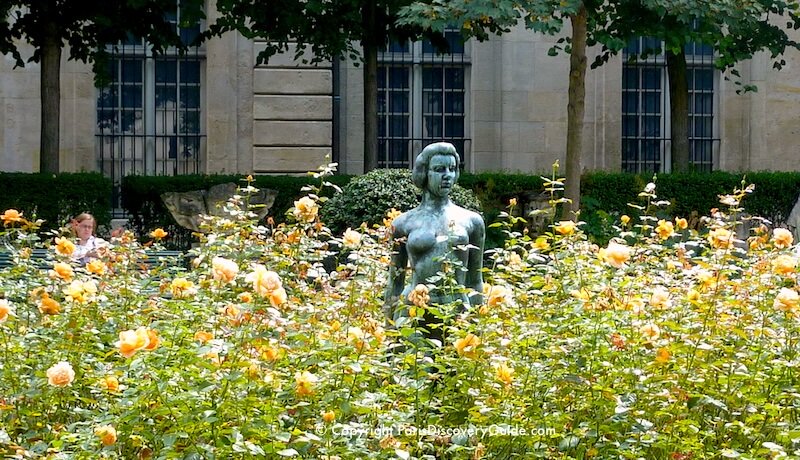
[412,142,461,190]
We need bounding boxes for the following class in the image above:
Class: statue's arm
[383,235,408,314]
[466,215,485,306]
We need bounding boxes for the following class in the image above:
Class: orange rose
[94,425,117,446]
[268,287,287,307]
[118,327,150,358]
[0,299,12,322]
[38,293,61,315]
[99,375,120,392]
[150,228,168,239]
[46,361,75,387]
[194,331,213,343]
[407,284,430,307]
[143,329,160,351]
[1,209,24,226]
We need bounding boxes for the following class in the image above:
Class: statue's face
[427,154,457,198]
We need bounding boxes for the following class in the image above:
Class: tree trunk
[562,5,587,221]
[361,3,378,172]
[40,26,62,173]
[667,49,690,172]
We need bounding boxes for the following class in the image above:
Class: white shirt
[73,235,106,265]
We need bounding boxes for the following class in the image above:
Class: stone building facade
[1,12,800,184]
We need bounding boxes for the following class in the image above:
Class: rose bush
[1,168,799,459]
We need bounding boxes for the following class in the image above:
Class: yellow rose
[533,237,550,251]
[648,287,671,309]
[554,220,577,236]
[211,257,239,283]
[485,284,509,307]
[707,227,734,249]
[295,370,318,396]
[150,228,168,239]
[773,228,794,249]
[46,361,75,387]
[639,323,661,340]
[620,215,631,226]
[772,254,797,276]
[454,333,481,358]
[50,262,74,281]
[94,425,117,446]
[170,277,196,299]
[383,208,402,228]
[774,287,799,314]
[342,228,362,248]
[54,237,75,256]
[0,299,12,322]
[322,410,336,423]
[86,259,106,275]
[599,241,631,268]
[1,209,24,226]
[118,327,150,358]
[293,196,319,223]
[655,220,675,240]
[675,217,688,230]
[38,293,61,315]
[495,361,514,385]
[99,375,120,392]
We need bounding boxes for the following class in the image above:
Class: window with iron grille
[622,38,717,173]
[96,4,205,211]
[377,31,470,169]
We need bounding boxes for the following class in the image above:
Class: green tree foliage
[0,0,205,173]
[208,0,449,172]
[399,0,609,220]
[595,0,800,172]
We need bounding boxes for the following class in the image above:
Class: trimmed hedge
[0,172,112,232]
[118,170,800,249]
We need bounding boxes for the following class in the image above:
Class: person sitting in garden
[71,213,107,265]
[384,142,485,342]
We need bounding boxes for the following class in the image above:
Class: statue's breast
[407,228,437,256]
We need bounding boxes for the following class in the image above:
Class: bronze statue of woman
[384,142,485,341]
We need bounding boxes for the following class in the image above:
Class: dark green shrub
[0,172,112,232]
[321,169,482,233]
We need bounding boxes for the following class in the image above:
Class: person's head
[72,213,96,240]
[412,142,461,192]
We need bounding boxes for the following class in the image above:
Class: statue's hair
[412,142,461,189]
